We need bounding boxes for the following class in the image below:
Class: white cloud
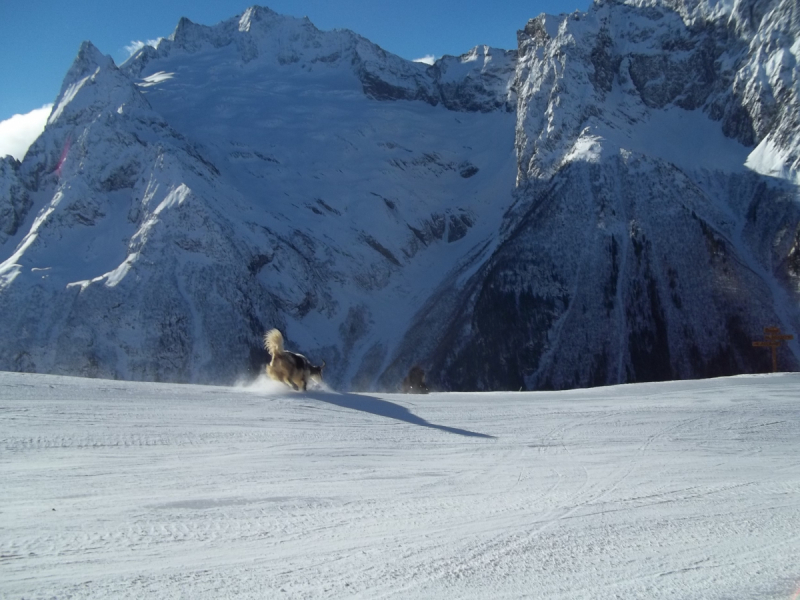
[125,39,162,57]
[413,55,437,65]
[0,105,53,161]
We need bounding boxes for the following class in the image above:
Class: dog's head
[309,360,325,383]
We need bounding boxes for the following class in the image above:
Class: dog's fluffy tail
[263,329,284,357]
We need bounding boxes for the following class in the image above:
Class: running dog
[263,329,324,391]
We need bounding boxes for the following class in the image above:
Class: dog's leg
[290,372,305,392]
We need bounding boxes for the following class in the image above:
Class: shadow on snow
[303,390,495,439]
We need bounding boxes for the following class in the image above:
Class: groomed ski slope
[1,371,799,599]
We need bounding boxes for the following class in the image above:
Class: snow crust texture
[1,372,799,599]
[0,0,799,390]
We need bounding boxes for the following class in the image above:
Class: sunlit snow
[2,371,799,599]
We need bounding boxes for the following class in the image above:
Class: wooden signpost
[752,327,794,373]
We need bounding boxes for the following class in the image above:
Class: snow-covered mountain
[1,1,798,390]
[398,0,800,390]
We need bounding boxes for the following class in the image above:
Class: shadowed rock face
[379,0,800,391]
[1,2,799,391]
[0,157,31,242]
[391,155,798,391]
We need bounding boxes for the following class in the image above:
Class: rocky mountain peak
[119,7,517,114]
[237,5,289,32]
[65,41,116,81]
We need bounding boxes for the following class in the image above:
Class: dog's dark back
[286,351,309,370]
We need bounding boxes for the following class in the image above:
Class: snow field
[1,371,799,599]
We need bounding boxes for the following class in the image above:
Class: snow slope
[2,371,799,599]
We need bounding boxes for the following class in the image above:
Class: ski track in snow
[1,371,799,599]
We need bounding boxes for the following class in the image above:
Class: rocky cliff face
[1,1,798,390]
[383,0,800,390]
[0,157,30,243]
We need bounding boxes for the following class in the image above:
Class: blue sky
[0,0,589,158]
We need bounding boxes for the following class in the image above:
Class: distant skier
[401,366,429,394]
